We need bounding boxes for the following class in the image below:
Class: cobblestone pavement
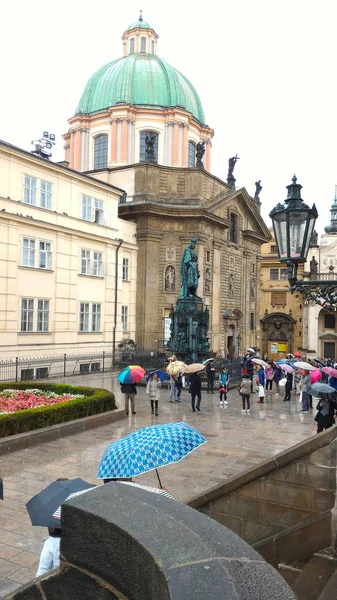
[0,374,316,596]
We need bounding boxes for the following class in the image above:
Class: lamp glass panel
[272,213,287,259]
[288,210,309,259]
[303,215,316,260]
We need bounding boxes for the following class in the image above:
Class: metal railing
[0,351,242,384]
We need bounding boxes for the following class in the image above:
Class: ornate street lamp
[270,176,337,311]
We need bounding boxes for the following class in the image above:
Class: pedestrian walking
[273,365,282,396]
[175,373,183,402]
[265,363,275,393]
[36,527,61,577]
[189,371,202,412]
[206,360,216,394]
[283,371,293,402]
[256,365,265,403]
[146,372,161,416]
[218,382,228,405]
[300,370,311,413]
[240,375,251,413]
[121,382,137,415]
[314,394,336,433]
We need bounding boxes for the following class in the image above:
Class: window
[79,303,90,332]
[82,195,92,221]
[94,199,104,224]
[92,304,101,332]
[139,131,158,162]
[121,305,128,332]
[91,362,101,372]
[122,257,129,281]
[270,268,279,280]
[21,368,34,381]
[36,367,49,379]
[280,268,287,280]
[140,36,146,52]
[39,241,52,269]
[94,135,108,169]
[130,38,135,53]
[80,249,103,276]
[229,213,238,244]
[80,363,90,373]
[23,175,52,209]
[325,314,336,329]
[250,312,254,331]
[270,245,277,253]
[22,238,35,267]
[40,180,52,209]
[23,176,37,205]
[151,40,155,54]
[37,300,49,332]
[188,141,196,168]
[206,250,211,263]
[21,298,34,332]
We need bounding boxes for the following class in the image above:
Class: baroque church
[63,13,271,356]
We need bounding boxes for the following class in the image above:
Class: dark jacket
[121,383,137,395]
[189,373,201,394]
[206,363,215,379]
[285,372,293,390]
[315,397,335,425]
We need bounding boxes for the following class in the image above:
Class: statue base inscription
[167,298,211,363]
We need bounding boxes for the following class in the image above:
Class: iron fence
[0,351,242,385]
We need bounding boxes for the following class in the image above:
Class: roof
[127,19,155,31]
[75,54,205,124]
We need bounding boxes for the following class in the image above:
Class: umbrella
[293,361,316,371]
[166,361,185,377]
[26,478,96,528]
[118,365,145,384]
[313,358,325,367]
[184,363,206,374]
[247,348,255,353]
[286,358,299,364]
[310,369,322,383]
[203,358,215,364]
[97,422,207,487]
[293,352,302,358]
[251,358,269,369]
[280,363,294,373]
[146,370,169,382]
[308,383,336,395]
[323,367,337,378]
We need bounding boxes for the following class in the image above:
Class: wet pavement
[0,374,316,596]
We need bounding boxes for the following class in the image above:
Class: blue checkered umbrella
[97,422,207,481]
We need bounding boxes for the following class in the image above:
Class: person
[273,364,282,396]
[283,371,293,402]
[256,365,265,403]
[300,370,311,413]
[294,368,301,396]
[314,394,336,433]
[206,360,216,394]
[243,354,255,392]
[189,371,202,412]
[265,363,275,394]
[121,382,137,415]
[168,374,177,403]
[220,367,229,388]
[36,527,61,577]
[175,373,183,402]
[218,382,228,406]
[146,372,161,416]
[240,374,251,414]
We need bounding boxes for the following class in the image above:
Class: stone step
[291,555,337,600]
[277,563,302,586]
[317,569,337,600]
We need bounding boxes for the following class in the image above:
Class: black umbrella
[26,478,96,528]
[0,478,3,501]
[313,358,325,367]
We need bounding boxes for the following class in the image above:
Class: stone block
[243,519,284,545]
[238,479,311,508]
[207,494,260,521]
[268,461,336,491]
[308,442,336,468]
[204,511,243,537]
[311,488,335,511]
[259,500,317,528]
[41,566,119,600]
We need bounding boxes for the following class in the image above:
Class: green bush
[0,382,116,438]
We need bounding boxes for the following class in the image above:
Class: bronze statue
[179,238,200,299]
[254,180,262,199]
[228,154,239,179]
[145,134,156,162]
[196,142,205,169]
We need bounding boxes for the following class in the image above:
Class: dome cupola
[122,11,158,56]
[324,186,337,234]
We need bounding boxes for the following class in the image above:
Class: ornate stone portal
[167,238,211,362]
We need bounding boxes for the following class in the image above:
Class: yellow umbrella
[184,363,206,374]
[166,361,185,376]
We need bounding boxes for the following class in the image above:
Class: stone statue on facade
[204,268,211,294]
[309,230,318,247]
[196,142,205,169]
[145,135,156,162]
[310,256,318,277]
[254,180,262,199]
[165,265,175,291]
[228,155,239,179]
[179,238,200,299]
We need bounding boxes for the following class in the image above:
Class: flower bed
[0,382,116,437]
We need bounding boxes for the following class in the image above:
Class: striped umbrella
[118,365,145,384]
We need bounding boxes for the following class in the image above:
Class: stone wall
[189,426,337,567]
[6,483,295,600]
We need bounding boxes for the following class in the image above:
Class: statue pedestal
[167,298,211,363]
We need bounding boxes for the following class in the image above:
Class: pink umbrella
[280,363,294,373]
[310,369,322,383]
[323,366,337,378]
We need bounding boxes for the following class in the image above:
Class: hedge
[0,382,116,438]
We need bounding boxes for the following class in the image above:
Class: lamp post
[270,176,337,311]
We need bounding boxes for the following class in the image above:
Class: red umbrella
[293,351,302,358]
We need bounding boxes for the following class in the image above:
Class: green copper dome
[76,54,205,124]
[127,20,154,31]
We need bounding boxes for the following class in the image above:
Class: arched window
[140,37,146,52]
[151,40,155,54]
[140,131,158,163]
[188,141,196,168]
[164,265,176,291]
[94,134,108,169]
[130,38,135,53]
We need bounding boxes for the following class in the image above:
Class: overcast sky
[2,0,336,235]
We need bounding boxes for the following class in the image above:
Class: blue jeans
[168,381,177,402]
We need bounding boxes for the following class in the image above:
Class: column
[205,141,211,172]
[110,120,117,163]
[211,242,222,352]
[164,123,173,166]
[182,125,188,167]
[74,130,82,171]
[116,120,122,163]
[178,125,183,166]
[172,123,179,166]
[69,131,75,169]
[81,129,89,171]
[121,119,128,163]
[127,120,135,163]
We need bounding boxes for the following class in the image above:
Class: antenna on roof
[139,9,143,22]
[31,132,56,160]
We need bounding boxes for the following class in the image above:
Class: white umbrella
[203,358,215,364]
[293,361,316,371]
[251,358,269,369]
[184,363,206,374]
